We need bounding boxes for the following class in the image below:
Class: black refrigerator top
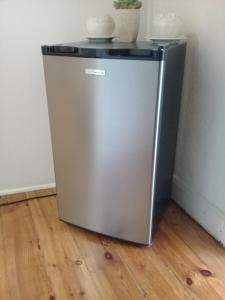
[42,41,185,61]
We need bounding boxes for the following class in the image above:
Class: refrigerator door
[43,56,160,244]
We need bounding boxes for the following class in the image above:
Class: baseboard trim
[0,184,56,206]
[172,175,225,246]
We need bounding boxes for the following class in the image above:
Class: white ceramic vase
[152,13,184,38]
[86,15,115,37]
[115,9,140,43]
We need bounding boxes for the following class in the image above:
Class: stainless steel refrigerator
[42,41,186,245]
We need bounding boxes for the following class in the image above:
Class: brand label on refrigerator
[85,69,106,76]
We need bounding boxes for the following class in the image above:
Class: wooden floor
[0,188,56,206]
[0,196,225,300]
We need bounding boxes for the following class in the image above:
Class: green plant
[113,0,142,9]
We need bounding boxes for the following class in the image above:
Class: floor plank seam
[0,193,57,207]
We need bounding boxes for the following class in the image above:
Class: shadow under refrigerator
[42,41,186,245]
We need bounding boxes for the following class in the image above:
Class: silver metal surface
[150,43,186,240]
[148,57,166,244]
[44,56,160,244]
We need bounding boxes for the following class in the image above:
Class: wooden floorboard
[0,196,224,300]
[0,188,56,206]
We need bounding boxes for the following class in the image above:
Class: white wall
[151,0,225,244]
[0,0,147,195]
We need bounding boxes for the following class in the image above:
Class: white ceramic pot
[152,13,184,38]
[86,15,115,37]
[115,9,140,43]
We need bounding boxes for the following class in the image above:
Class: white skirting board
[0,183,56,196]
[172,175,225,247]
